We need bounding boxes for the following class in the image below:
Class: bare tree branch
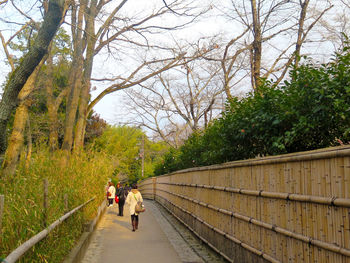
[119,51,224,147]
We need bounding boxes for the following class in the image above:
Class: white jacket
[107,185,116,199]
[126,189,143,215]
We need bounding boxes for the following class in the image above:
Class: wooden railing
[139,145,350,263]
[4,197,95,263]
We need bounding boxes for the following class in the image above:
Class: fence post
[43,179,48,228]
[0,195,4,237]
[152,177,156,200]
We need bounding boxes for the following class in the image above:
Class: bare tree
[214,0,333,96]
[58,0,211,153]
[320,0,350,49]
[120,55,224,147]
[121,0,337,146]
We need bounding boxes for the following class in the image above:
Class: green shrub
[154,147,182,176]
[159,44,350,173]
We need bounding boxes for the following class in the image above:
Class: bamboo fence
[139,145,350,263]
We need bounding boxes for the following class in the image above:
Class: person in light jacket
[107,181,116,207]
[125,183,143,231]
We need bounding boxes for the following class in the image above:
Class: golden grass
[0,147,114,262]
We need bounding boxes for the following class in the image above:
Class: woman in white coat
[107,181,116,207]
[125,184,143,231]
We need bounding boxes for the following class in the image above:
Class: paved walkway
[80,200,205,263]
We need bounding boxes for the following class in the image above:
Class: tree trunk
[73,81,89,150]
[61,0,86,153]
[250,0,262,91]
[294,0,310,68]
[1,57,45,176]
[73,0,97,150]
[0,0,66,155]
[61,64,83,152]
[1,102,30,176]
[45,46,70,152]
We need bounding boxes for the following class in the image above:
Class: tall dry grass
[0,147,114,262]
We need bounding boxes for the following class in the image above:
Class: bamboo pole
[311,160,319,261]
[292,160,302,260]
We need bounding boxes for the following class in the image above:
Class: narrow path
[81,200,203,263]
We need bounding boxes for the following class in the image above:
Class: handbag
[133,194,145,213]
[135,201,145,213]
[115,195,119,203]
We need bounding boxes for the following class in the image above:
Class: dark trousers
[131,214,139,231]
[118,199,125,216]
[107,198,113,206]
[131,214,139,223]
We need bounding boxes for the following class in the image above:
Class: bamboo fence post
[152,177,156,200]
[0,195,4,237]
[43,178,48,228]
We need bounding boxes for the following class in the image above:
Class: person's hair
[132,184,138,189]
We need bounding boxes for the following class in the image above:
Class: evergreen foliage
[155,45,350,175]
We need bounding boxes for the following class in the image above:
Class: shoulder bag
[133,194,145,213]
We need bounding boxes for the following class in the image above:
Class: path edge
[63,200,107,263]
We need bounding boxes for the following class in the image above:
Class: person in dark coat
[116,183,127,216]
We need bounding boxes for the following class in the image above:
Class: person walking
[107,181,116,207]
[115,182,121,204]
[116,183,127,216]
[125,184,143,231]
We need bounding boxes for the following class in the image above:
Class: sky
[88,0,228,124]
[0,0,345,127]
[90,6,229,124]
